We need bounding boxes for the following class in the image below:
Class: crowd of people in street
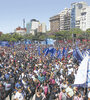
[0,40,90,100]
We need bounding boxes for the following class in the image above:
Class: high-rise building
[26,22,32,34]
[26,19,39,35]
[49,8,70,32]
[26,19,47,34]
[70,2,88,29]
[42,23,47,33]
[50,2,90,31]
[38,23,46,33]
[31,19,39,30]
[60,8,71,31]
[49,14,60,32]
[80,6,90,31]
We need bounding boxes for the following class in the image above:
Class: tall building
[26,22,32,34]
[49,8,70,32]
[42,23,47,33]
[70,2,88,29]
[26,19,39,35]
[80,6,90,31]
[31,19,39,30]
[60,8,71,31]
[37,23,46,33]
[49,14,60,32]
[26,19,47,34]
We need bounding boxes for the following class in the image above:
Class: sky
[0,0,90,33]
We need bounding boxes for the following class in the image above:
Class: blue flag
[37,46,41,56]
[73,49,76,59]
[57,50,62,60]
[57,50,61,58]
[29,40,31,44]
[65,47,68,58]
[73,46,83,63]
[25,46,28,50]
[62,47,65,56]
[43,48,48,53]
[44,48,49,56]
[50,48,56,57]
[44,47,56,57]
[76,47,83,63]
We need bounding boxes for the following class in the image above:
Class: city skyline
[0,0,90,33]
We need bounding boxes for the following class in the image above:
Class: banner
[86,58,90,87]
[74,54,89,87]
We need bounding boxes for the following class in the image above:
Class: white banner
[87,58,90,87]
[74,55,89,85]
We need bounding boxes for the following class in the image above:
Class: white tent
[74,54,90,87]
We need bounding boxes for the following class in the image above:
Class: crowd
[0,41,90,100]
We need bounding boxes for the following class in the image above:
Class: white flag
[74,55,89,85]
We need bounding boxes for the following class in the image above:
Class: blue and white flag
[44,48,49,56]
[0,41,9,47]
[46,39,55,45]
[74,54,89,87]
[57,50,61,58]
[86,58,90,87]
[43,48,48,53]
[44,47,56,57]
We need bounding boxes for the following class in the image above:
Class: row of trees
[0,28,90,42]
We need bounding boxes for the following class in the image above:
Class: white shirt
[21,73,25,78]
[68,68,73,75]
[22,80,27,89]
[3,82,11,91]
[14,92,24,100]
[66,87,74,97]
[34,70,39,75]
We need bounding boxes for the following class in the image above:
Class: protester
[0,40,89,100]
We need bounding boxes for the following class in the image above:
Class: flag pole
[86,58,90,99]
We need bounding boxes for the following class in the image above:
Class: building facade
[37,23,46,33]
[26,22,32,34]
[70,2,88,29]
[49,8,70,32]
[80,6,90,31]
[49,14,60,32]
[60,8,71,31]
[31,19,39,30]
[15,27,26,35]
[26,19,47,35]
[50,2,90,32]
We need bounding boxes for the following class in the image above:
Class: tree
[69,28,83,39]
[10,37,17,42]
[86,28,90,40]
